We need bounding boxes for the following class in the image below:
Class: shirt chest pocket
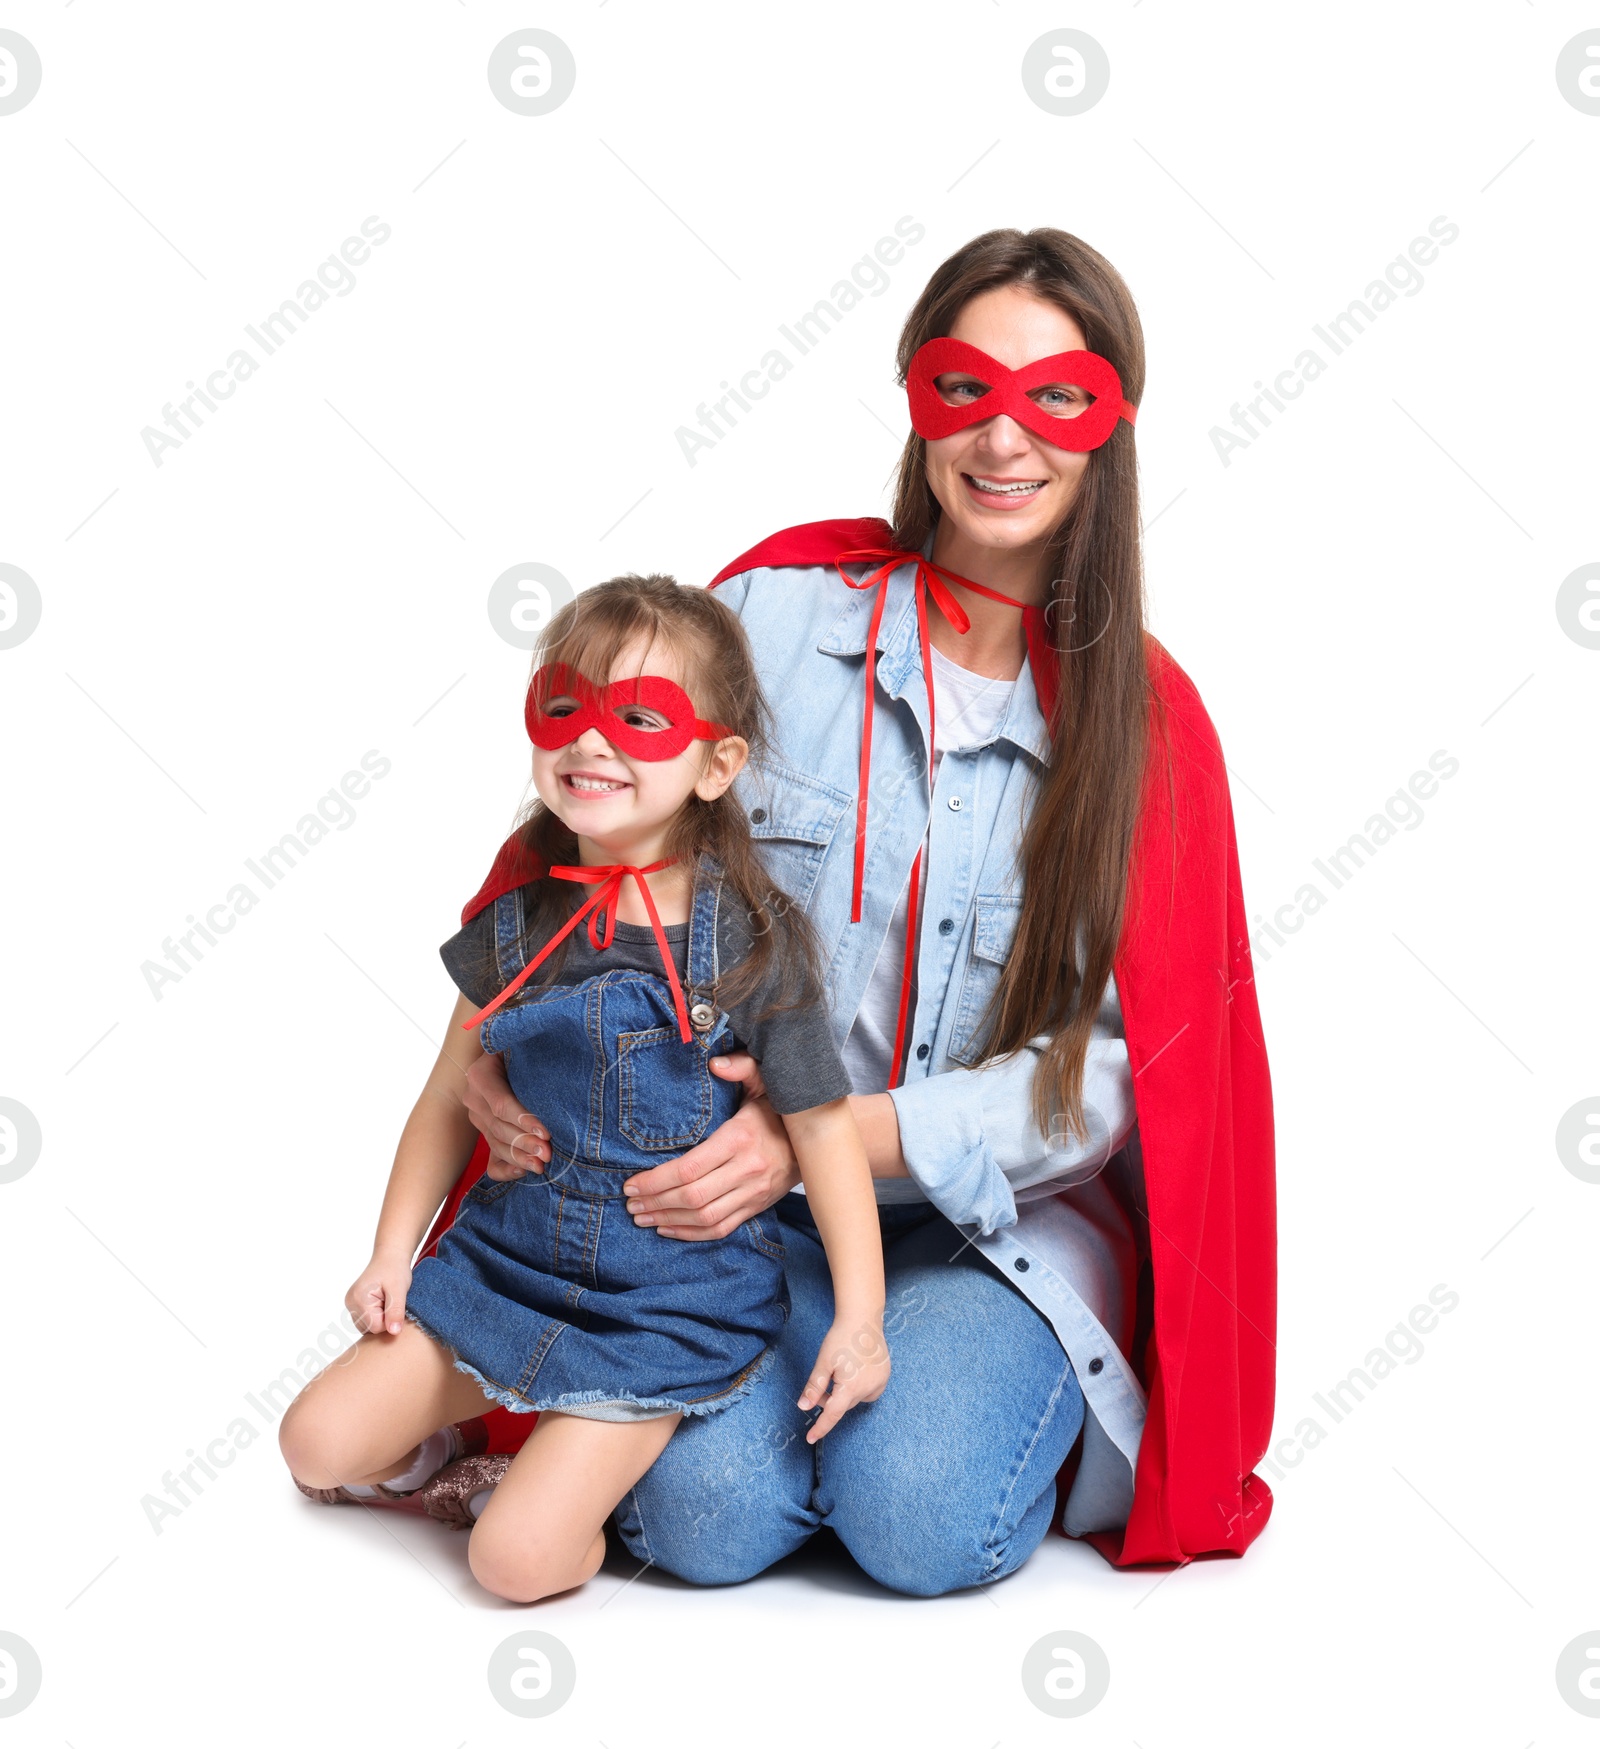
[948,893,1023,1065]
[743,762,852,912]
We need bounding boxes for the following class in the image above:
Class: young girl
[278,574,889,1604]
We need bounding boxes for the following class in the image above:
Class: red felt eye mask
[525,662,733,761]
[906,337,1137,452]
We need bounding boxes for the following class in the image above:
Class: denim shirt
[717,552,1148,1537]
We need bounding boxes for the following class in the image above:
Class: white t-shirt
[839,642,1017,1095]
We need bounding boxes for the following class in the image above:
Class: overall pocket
[617,1025,714,1151]
[742,1208,788,1261]
[465,1170,520,1208]
[948,893,1023,1065]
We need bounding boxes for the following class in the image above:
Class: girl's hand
[622,1083,798,1237]
[709,1051,767,1103]
[798,1319,891,1442]
[463,1050,551,1180]
[346,1253,414,1337]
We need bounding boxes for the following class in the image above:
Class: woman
[423,228,1276,1591]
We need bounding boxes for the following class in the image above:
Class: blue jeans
[613,1194,1086,1597]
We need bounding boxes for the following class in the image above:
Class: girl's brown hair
[503,572,822,1015]
[889,227,1165,1142]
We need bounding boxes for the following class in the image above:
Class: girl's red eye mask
[525,662,733,761]
[905,336,1137,452]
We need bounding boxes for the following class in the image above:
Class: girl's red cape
[420,518,1277,1570]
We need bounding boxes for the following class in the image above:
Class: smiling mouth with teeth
[563,772,630,794]
[965,475,1047,496]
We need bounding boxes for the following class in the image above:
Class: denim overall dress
[405,864,790,1421]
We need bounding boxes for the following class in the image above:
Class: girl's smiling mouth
[560,769,632,795]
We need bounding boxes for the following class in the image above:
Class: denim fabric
[407,865,789,1420]
[614,1193,1085,1595]
[438,863,851,1117]
[714,553,1145,1534]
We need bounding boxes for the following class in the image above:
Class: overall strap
[462,860,690,1039]
[685,854,725,1025]
[492,888,528,984]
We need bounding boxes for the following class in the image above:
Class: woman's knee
[837,1471,1061,1597]
[828,1441,1064,1596]
[823,1449,986,1595]
[851,1538,994,1598]
[613,1431,815,1585]
[614,1480,807,1586]
[823,1364,1084,1597]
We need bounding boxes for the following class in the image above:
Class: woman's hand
[622,1054,797,1237]
[347,1251,414,1337]
[798,1318,891,1442]
[463,1051,551,1181]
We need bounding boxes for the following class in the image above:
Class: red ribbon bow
[832,547,1050,1084]
[461,858,693,1043]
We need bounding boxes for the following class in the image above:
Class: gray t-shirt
[441,885,851,1117]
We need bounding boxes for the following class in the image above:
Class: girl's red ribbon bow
[461,858,693,1042]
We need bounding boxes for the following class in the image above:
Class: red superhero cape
[421,518,1277,1568]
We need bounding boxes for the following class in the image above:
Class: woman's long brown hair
[500,573,823,1017]
[888,228,1164,1142]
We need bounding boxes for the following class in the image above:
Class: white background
[3,2,1597,1743]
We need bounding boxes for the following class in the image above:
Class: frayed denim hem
[404,1308,777,1422]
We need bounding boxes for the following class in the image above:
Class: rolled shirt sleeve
[888,977,1136,1236]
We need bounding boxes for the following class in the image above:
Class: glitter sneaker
[417,1452,515,1530]
[293,1417,490,1510]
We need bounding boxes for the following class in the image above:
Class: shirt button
[1013,1257,1030,1272]
[1088,1357,1104,1375]
[750,808,767,824]
[938,918,954,936]
[915,1043,930,1060]
[948,796,963,811]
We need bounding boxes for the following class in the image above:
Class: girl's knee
[467,1541,554,1604]
[277,1393,379,1489]
[468,1519,600,1604]
[277,1397,333,1483]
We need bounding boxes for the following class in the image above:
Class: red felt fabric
[459,832,544,928]
[1082,634,1277,1566]
[906,336,1137,451]
[430,518,1277,1563]
[525,662,732,760]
